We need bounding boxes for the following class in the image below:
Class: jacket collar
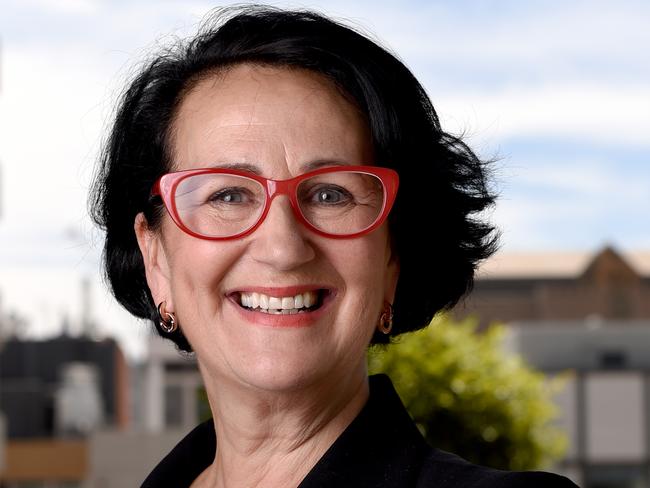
[298,374,429,487]
[142,374,429,487]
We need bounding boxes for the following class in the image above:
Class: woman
[91,7,578,488]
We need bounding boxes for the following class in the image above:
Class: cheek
[342,230,392,286]
[329,232,392,320]
[163,231,244,319]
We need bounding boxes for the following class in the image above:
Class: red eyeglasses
[151,165,399,240]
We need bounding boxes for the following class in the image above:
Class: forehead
[169,64,373,174]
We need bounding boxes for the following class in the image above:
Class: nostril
[249,201,316,269]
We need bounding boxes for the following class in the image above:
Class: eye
[207,187,257,205]
[310,185,353,205]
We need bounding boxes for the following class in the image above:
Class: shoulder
[417,448,579,488]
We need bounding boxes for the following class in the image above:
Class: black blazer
[142,375,579,487]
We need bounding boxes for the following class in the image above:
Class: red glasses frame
[151,165,399,240]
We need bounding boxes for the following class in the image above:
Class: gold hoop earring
[378,302,394,335]
[157,302,178,333]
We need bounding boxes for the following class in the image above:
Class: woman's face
[137,64,399,393]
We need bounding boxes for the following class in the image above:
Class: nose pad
[249,196,316,270]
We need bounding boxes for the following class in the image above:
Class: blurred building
[0,311,205,487]
[463,246,650,324]
[85,336,205,488]
[0,413,6,474]
[456,246,650,488]
[0,334,129,438]
[0,334,129,486]
[136,335,205,433]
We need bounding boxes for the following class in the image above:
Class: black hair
[90,5,498,352]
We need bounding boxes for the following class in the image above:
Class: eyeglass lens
[173,171,386,237]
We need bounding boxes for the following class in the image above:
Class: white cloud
[436,82,650,147]
[511,160,649,203]
[13,0,101,15]
[411,3,648,61]
[492,160,650,251]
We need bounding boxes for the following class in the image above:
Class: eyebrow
[206,162,263,175]
[205,159,351,175]
[299,160,349,172]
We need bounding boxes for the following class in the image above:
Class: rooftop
[476,247,650,279]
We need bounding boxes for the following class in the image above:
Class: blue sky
[0,0,648,357]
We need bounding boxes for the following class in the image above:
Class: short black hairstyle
[90,5,498,352]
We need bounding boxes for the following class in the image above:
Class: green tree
[368,315,568,471]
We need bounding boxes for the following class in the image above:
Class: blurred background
[0,1,648,487]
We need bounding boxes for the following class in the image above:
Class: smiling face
[136,64,399,393]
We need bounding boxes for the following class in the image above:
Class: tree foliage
[368,315,568,471]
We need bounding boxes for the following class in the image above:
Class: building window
[585,465,647,488]
[164,384,183,427]
[599,350,627,369]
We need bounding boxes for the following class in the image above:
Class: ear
[384,238,400,304]
[134,212,173,312]
[385,253,400,305]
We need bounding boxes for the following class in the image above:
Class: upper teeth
[240,291,318,310]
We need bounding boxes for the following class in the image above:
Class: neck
[195,365,370,488]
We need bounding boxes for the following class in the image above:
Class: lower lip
[228,293,333,328]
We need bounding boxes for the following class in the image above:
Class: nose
[248,196,316,270]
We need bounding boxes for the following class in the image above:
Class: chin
[192,305,370,395]
[235,354,331,394]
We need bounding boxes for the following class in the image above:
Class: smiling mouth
[237,290,326,314]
